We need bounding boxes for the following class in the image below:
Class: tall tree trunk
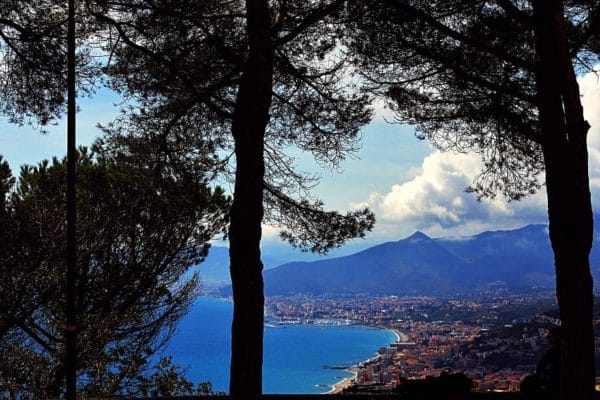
[65,0,78,397]
[228,1,273,399]
[532,1,595,399]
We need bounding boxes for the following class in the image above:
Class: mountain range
[205,224,600,296]
[194,241,364,286]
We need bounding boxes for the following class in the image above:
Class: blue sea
[160,297,396,394]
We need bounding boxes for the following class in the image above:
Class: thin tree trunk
[65,0,78,397]
[532,1,595,399]
[228,0,273,399]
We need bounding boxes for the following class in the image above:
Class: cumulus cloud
[261,68,600,243]
[355,150,548,239]
[355,68,600,239]
[376,151,483,224]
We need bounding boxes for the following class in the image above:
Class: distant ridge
[217,222,600,296]
[259,224,600,296]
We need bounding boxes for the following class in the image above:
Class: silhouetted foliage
[395,371,474,399]
[90,0,375,396]
[89,0,375,248]
[0,149,230,398]
[0,0,97,128]
[348,0,598,200]
[348,1,599,399]
[135,356,224,397]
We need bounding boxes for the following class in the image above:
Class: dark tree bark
[228,0,274,398]
[83,1,374,396]
[349,2,598,396]
[65,0,78,398]
[532,1,595,399]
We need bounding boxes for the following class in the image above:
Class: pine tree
[348,1,599,398]
[0,148,230,398]
[91,0,375,396]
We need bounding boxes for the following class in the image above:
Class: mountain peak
[404,231,431,243]
[255,222,567,297]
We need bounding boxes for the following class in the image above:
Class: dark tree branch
[494,0,532,25]
[274,0,346,46]
[382,0,535,71]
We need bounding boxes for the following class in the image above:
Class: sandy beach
[328,329,407,394]
[327,368,358,394]
[392,328,412,343]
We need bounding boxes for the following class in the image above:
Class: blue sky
[1,70,599,246]
[0,86,118,168]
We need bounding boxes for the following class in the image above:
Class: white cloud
[353,67,600,239]
[356,150,549,239]
[376,151,482,224]
[581,68,600,204]
[275,68,600,243]
[261,224,282,241]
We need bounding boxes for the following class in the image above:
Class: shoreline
[325,368,358,394]
[324,327,401,394]
[392,328,412,343]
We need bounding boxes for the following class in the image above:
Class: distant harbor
[261,311,407,393]
[161,297,396,394]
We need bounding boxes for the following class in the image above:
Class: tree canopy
[0,0,98,128]
[348,1,599,398]
[347,0,599,200]
[0,147,230,398]
[91,0,375,250]
[88,1,376,396]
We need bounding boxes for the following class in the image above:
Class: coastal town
[264,289,600,393]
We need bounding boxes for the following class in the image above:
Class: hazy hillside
[193,246,231,286]
[261,224,600,296]
[216,222,600,296]
[194,242,361,286]
[262,232,479,295]
[435,225,556,288]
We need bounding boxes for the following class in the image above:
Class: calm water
[161,297,396,394]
